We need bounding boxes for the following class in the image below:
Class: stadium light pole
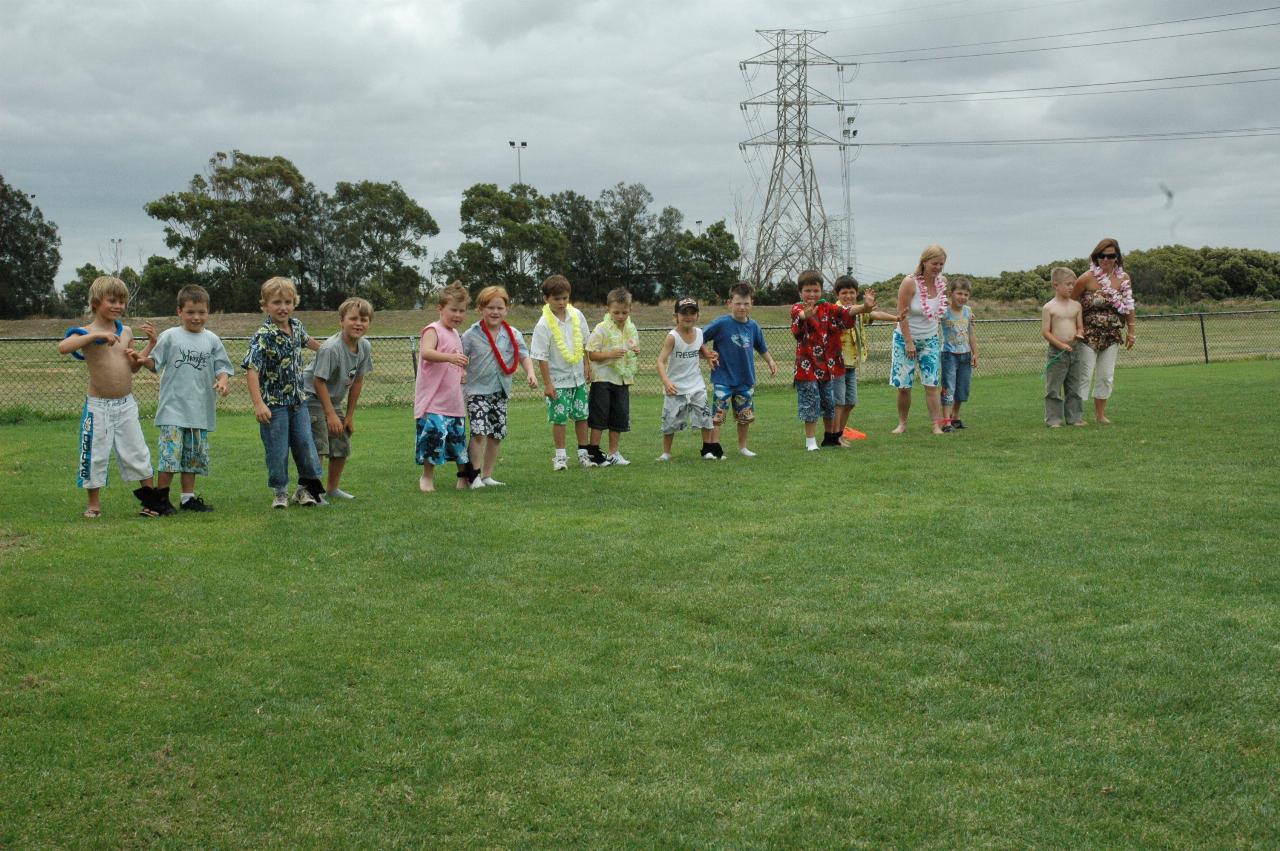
[508,140,527,186]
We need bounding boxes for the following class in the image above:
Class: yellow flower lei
[542,303,584,365]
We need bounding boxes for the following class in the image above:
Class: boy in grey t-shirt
[137,285,233,513]
[303,298,374,500]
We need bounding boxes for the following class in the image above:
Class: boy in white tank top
[655,297,720,461]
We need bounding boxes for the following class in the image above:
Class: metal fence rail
[4,310,1277,417]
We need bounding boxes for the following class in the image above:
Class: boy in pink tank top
[414,282,478,492]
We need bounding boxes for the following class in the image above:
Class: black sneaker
[951,419,966,429]
[180,496,213,512]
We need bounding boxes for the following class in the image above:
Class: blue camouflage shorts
[890,332,941,389]
[712,383,756,425]
[794,380,834,423]
[415,413,469,467]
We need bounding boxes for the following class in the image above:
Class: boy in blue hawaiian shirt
[242,277,324,509]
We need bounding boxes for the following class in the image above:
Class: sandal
[83,508,102,519]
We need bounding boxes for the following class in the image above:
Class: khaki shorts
[307,399,351,458]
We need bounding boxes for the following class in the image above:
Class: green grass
[2,362,1278,847]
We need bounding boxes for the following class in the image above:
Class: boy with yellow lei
[529,274,594,471]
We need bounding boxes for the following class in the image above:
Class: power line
[854,75,1280,106]
[852,66,1280,101]
[836,20,1280,64]
[842,5,1280,58]
[855,126,1280,147]
[815,0,1092,34]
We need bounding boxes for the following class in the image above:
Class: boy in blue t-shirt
[701,283,778,458]
[137,284,234,513]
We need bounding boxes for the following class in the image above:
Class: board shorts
[77,394,152,489]
[415,413,469,467]
[890,331,941,389]
[712,383,756,425]
[156,425,210,475]
[794,380,834,422]
[467,392,509,441]
[545,383,589,425]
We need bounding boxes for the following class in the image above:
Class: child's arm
[306,336,321,353]
[790,305,810,341]
[58,327,118,355]
[536,360,556,400]
[967,311,979,367]
[131,322,160,371]
[656,335,678,395]
[699,345,720,369]
[246,368,272,423]
[868,309,900,323]
[420,328,468,367]
[344,375,364,436]
[314,377,343,436]
[521,356,539,389]
[212,337,233,397]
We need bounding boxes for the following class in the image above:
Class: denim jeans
[940,351,972,405]
[260,403,322,491]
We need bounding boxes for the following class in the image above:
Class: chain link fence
[4,310,1278,418]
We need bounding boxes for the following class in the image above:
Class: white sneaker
[806,444,821,452]
[272,492,288,509]
[292,485,317,506]
[469,477,486,489]
[481,477,505,486]
[739,447,757,457]
[655,453,671,462]
[578,449,594,468]
[328,488,355,500]
[608,452,630,466]
[702,451,717,460]
[552,455,568,471]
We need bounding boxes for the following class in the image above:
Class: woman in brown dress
[1070,237,1136,424]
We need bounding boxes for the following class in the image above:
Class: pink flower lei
[1090,264,1135,315]
[914,273,948,322]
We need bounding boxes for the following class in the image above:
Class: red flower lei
[481,320,521,375]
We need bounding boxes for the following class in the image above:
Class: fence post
[411,335,419,377]
[1198,313,1209,364]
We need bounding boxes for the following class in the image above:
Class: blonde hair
[438,281,469,308]
[915,244,947,275]
[475,286,509,309]
[260,276,298,305]
[88,276,129,310]
[338,297,373,320]
[606,287,632,307]
[1051,267,1077,287]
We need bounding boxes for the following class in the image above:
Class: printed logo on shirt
[174,349,211,371]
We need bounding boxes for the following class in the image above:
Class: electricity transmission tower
[740,29,856,285]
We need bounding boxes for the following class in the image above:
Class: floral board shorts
[794,380,835,422]
[156,425,210,475]
[545,383,589,426]
[467,392,509,441]
[661,388,713,434]
[712,383,756,425]
[415,413,469,467]
[890,331,941,389]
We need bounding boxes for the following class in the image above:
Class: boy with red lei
[461,285,538,487]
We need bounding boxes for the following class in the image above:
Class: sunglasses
[1098,252,1118,260]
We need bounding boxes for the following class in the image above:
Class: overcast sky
[4,0,1278,292]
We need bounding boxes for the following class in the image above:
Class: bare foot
[1071,421,1088,427]
[1048,423,1062,429]
[1097,416,1112,425]
[418,474,434,493]
[932,426,945,435]
[455,478,469,490]
[891,423,907,434]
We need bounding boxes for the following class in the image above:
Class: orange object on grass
[842,427,867,440]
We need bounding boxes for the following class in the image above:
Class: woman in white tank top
[890,244,949,435]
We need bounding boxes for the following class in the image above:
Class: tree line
[5,159,1280,319]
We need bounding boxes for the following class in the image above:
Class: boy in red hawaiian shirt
[789,270,876,451]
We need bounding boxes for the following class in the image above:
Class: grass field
[2,362,1278,847]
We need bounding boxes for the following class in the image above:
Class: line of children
[304,297,374,498]
[136,284,233,513]
[702,283,777,457]
[463,285,538,486]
